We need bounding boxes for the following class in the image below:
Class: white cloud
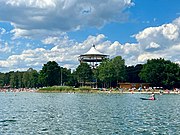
[135,17,180,52]
[41,34,72,47]
[145,42,160,50]
[0,0,133,38]
[162,24,179,40]
[0,28,6,35]
[0,42,12,53]
[42,37,60,45]
[1,17,180,72]
[6,0,56,8]
[0,34,112,71]
[10,27,64,39]
[137,53,164,63]
[132,17,180,65]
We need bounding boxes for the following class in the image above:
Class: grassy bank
[37,86,99,93]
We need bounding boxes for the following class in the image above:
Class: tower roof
[82,45,107,56]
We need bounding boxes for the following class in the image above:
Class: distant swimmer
[149,93,155,100]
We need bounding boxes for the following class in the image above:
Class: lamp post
[61,67,63,86]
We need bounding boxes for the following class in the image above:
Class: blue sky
[0,0,180,72]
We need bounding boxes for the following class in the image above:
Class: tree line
[0,56,179,89]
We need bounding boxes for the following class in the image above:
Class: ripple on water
[0,119,17,123]
[0,93,180,134]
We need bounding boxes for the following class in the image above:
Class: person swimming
[149,93,155,100]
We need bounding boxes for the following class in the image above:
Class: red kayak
[140,97,156,100]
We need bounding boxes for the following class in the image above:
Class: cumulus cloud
[41,34,73,47]
[0,42,12,53]
[135,19,180,52]
[0,34,113,71]
[0,33,145,71]
[145,42,160,51]
[1,17,180,72]
[6,0,56,8]
[0,0,133,38]
[134,17,180,64]
[0,28,6,35]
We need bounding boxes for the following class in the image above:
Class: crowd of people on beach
[0,86,179,94]
[0,88,37,93]
[99,86,180,94]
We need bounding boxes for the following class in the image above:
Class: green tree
[38,72,45,87]
[139,58,180,89]
[97,58,114,88]
[22,68,39,88]
[0,73,5,87]
[4,73,10,86]
[22,71,29,88]
[10,71,19,88]
[92,68,99,88]
[60,67,72,86]
[31,69,39,88]
[75,63,93,86]
[17,71,23,88]
[125,64,143,83]
[66,70,78,87]
[39,61,60,86]
[111,56,125,85]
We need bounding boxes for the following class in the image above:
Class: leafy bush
[78,86,92,91]
[39,86,74,91]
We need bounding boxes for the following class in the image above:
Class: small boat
[140,97,156,100]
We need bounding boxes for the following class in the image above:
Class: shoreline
[0,88,179,94]
[36,89,180,94]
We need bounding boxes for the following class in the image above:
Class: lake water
[0,92,180,135]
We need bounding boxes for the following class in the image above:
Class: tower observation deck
[78,45,108,68]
